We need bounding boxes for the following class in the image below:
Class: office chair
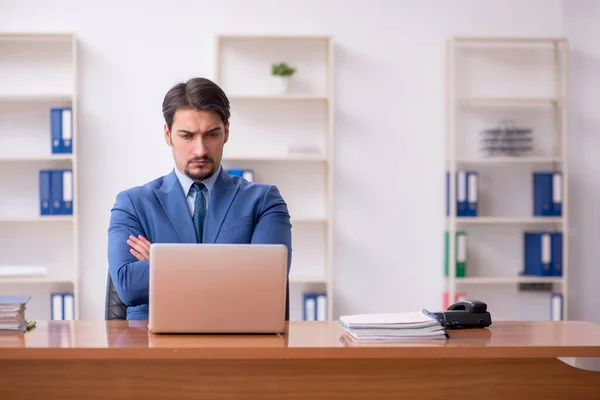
[105,271,127,320]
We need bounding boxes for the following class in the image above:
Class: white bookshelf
[455,277,564,285]
[445,37,568,320]
[0,33,79,320]
[214,34,334,321]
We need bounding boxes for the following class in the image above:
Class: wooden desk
[1,320,600,399]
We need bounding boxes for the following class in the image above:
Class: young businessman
[107,77,292,321]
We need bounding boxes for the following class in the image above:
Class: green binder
[444,231,466,277]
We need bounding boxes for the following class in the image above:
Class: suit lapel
[154,170,197,243]
[204,168,239,243]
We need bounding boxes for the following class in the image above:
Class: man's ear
[224,122,230,144]
[164,123,172,146]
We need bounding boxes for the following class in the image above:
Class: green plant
[271,62,296,77]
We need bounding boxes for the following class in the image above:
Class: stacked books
[339,309,448,342]
[0,296,31,333]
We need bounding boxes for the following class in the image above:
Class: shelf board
[289,275,328,284]
[0,33,74,40]
[219,34,331,41]
[452,156,561,165]
[0,154,73,162]
[0,277,74,284]
[291,217,328,223]
[453,37,565,44]
[452,217,563,225]
[452,276,564,285]
[229,94,327,101]
[456,97,562,106]
[0,94,72,102]
[0,216,76,223]
[222,154,327,162]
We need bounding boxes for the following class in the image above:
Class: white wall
[563,0,600,323]
[0,0,569,320]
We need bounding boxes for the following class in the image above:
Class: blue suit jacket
[107,167,292,320]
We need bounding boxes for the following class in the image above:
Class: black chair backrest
[105,271,127,320]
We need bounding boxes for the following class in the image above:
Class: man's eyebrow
[176,127,221,135]
[203,127,222,134]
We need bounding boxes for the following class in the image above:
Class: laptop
[148,243,288,334]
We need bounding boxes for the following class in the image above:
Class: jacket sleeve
[250,185,293,274]
[107,191,150,307]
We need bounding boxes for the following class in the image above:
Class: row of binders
[51,107,73,154]
[39,169,73,215]
[303,292,327,321]
[446,171,563,217]
[524,232,563,276]
[446,171,478,216]
[444,230,563,277]
[51,292,75,320]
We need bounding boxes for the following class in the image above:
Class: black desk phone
[433,300,492,329]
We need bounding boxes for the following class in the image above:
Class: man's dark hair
[162,77,230,131]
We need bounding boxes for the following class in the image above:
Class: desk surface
[1,320,600,360]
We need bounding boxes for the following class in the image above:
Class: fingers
[127,235,150,260]
[138,235,152,248]
[130,248,146,261]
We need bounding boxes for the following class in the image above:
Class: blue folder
[523,232,552,276]
[551,232,563,277]
[50,108,73,154]
[534,172,562,216]
[39,170,51,215]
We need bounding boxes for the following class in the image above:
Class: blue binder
[50,108,73,154]
[303,293,317,321]
[50,170,63,215]
[551,232,563,277]
[551,172,562,216]
[456,171,467,216]
[50,109,62,154]
[227,168,244,177]
[446,170,477,217]
[534,172,562,216]
[466,171,478,217]
[51,292,64,320]
[39,170,51,215]
[50,292,75,320]
[533,173,552,216]
[523,232,552,276]
[50,170,73,215]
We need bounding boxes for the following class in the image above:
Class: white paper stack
[0,296,31,333]
[339,309,448,341]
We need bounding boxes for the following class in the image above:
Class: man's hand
[127,235,152,261]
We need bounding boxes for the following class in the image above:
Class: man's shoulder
[115,174,169,202]
[231,177,280,198]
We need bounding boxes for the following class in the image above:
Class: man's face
[164,108,229,182]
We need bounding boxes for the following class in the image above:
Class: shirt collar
[174,164,221,196]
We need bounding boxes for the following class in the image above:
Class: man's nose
[191,136,207,155]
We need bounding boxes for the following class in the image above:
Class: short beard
[184,158,217,182]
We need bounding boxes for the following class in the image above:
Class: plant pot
[273,76,290,94]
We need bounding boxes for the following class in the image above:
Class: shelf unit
[214,34,334,320]
[0,33,79,320]
[445,37,568,320]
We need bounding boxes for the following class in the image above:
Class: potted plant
[271,62,296,94]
